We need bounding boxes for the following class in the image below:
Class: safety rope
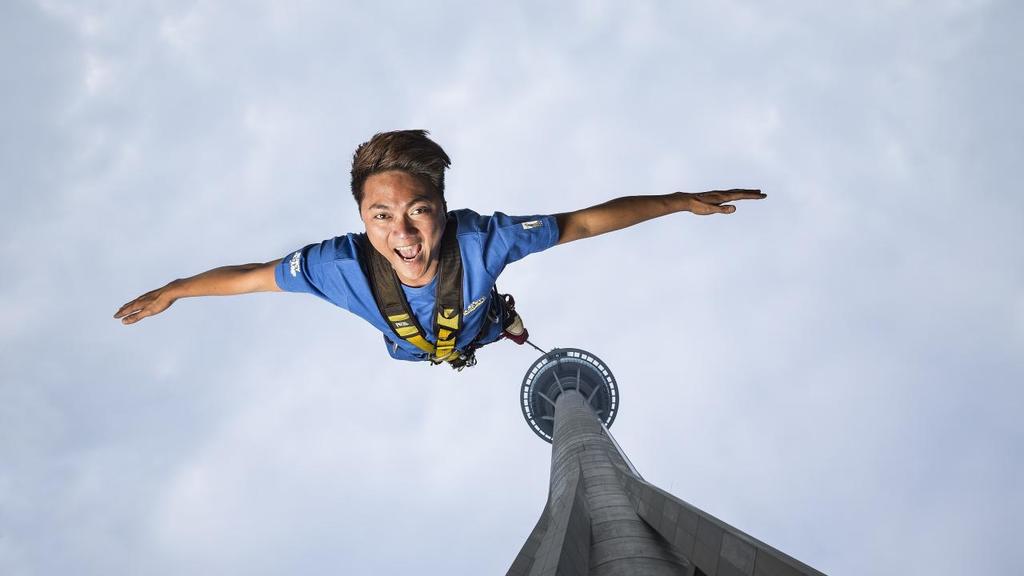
[525,339,549,355]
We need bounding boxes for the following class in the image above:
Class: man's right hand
[114,259,282,325]
[114,283,179,325]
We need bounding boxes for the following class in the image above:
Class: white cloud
[82,52,110,93]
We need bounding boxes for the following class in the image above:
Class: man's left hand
[679,190,766,215]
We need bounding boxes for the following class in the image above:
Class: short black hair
[350,130,452,206]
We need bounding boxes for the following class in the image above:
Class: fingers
[724,188,765,199]
[114,299,139,319]
[121,306,159,324]
[704,203,735,214]
[697,189,766,203]
[118,301,164,324]
[688,201,736,215]
[114,300,148,324]
[114,289,169,324]
[114,293,150,319]
[119,309,144,324]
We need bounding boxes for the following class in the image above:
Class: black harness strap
[361,216,464,364]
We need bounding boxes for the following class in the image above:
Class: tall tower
[508,348,824,576]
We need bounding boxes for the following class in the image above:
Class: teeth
[395,244,420,259]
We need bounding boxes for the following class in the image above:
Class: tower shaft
[512,348,824,576]
[549,390,687,575]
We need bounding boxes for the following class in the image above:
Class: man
[115,130,764,367]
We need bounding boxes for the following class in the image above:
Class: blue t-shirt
[275,209,559,361]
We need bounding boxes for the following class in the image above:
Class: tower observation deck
[508,348,824,576]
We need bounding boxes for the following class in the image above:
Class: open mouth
[394,243,422,262]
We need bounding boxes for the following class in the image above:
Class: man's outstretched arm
[114,259,283,325]
[554,190,765,245]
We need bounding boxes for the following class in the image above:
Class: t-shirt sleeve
[469,211,559,277]
[274,239,350,309]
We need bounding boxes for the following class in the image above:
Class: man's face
[359,170,447,287]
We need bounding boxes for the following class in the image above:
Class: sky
[2,0,1022,574]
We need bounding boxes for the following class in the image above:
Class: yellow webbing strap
[434,307,460,359]
[363,217,464,364]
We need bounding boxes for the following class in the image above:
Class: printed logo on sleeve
[289,251,301,277]
[521,220,543,230]
[463,296,487,318]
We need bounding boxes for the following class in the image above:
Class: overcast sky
[2,0,1022,574]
